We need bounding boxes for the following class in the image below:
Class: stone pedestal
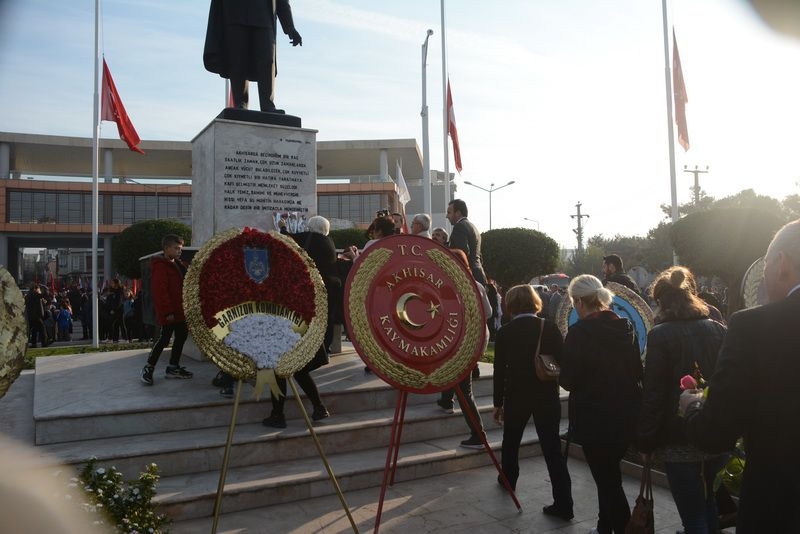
[187,116,317,362]
[192,117,318,247]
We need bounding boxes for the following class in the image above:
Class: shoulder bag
[534,318,560,382]
[625,461,655,534]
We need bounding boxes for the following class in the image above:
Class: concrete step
[155,422,569,522]
[28,345,570,524]
[32,349,495,445]
[37,393,499,479]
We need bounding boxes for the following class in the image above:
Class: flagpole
[440,0,450,228]
[91,0,101,348]
[421,29,434,217]
[662,0,678,226]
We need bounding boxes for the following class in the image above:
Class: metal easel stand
[210,378,359,534]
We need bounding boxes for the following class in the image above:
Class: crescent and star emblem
[395,292,440,329]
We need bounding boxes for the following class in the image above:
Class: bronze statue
[204,0,302,112]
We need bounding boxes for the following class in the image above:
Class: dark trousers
[111,315,124,342]
[583,442,631,534]
[225,24,275,111]
[664,457,728,534]
[28,318,46,346]
[440,374,485,436]
[501,396,572,506]
[147,321,188,367]
[81,315,91,339]
[269,369,323,416]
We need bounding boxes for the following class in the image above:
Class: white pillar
[379,149,389,181]
[0,143,10,179]
[103,148,113,183]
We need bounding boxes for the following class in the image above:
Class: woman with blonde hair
[560,275,642,534]
[637,266,727,534]
[493,284,573,520]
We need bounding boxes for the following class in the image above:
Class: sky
[1,0,799,249]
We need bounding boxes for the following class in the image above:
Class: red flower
[199,231,315,327]
[679,375,697,390]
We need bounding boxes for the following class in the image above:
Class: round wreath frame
[555,281,653,355]
[183,228,328,380]
[741,256,766,309]
[346,244,485,393]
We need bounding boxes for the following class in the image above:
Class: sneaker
[141,365,154,385]
[436,398,455,414]
[460,434,484,449]
[165,365,193,379]
[219,387,234,398]
[262,413,287,429]
[542,503,574,521]
[312,404,330,421]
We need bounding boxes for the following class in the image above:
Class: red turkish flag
[447,79,463,173]
[101,59,145,154]
[672,29,689,152]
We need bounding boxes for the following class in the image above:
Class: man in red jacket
[141,234,193,385]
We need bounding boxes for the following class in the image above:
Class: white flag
[396,160,411,206]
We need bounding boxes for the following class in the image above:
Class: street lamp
[462,180,515,230]
[523,217,540,230]
[421,29,434,216]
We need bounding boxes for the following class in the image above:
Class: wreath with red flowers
[183,227,327,380]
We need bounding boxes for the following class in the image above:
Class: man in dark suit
[446,199,487,284]
[204,0,302,112]
[679,219,800,533]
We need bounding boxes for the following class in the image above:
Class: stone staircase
[30,346,566,523]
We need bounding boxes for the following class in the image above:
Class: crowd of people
[331,205,798,534]
[491,220,800,534]
[22,201,799,533]
[24,278,153,348]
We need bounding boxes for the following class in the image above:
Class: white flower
[224,314,301,369]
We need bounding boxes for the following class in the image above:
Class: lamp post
[421,29,434,216]
[462,180,515,230]
[523,218,540,230]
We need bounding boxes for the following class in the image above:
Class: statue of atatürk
[204,0,302,112]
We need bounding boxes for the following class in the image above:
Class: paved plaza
[0,341,737,534]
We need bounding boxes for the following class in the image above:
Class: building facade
[0,132,453,286]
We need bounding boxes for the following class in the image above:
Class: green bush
[112,220,192,279]
[329,227,369,249]
[75,458,170,533]
[481,228,560,288]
